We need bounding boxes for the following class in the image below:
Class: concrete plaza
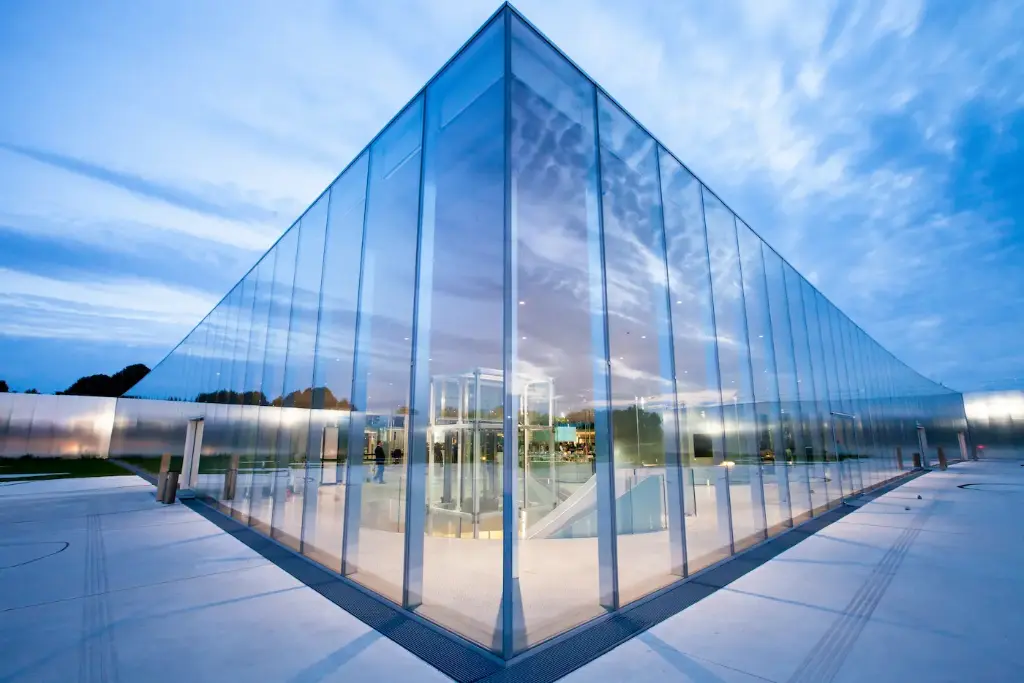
[1,458,1022,682]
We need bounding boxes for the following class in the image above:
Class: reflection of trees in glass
[523,410,551,425]
[196,389,269,405]
[193,385,356,410]
[465,405,503,421]
[311,387,352,410]
[612,406,664,466]
[559,408,595,426]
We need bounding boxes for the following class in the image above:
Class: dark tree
[0,380,8,393]
[24,388,39,394]
[63,364,150,397]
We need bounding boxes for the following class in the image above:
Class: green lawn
[0,456,130,482]
[119,455,184,475]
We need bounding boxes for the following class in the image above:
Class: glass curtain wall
[110,4,970,660]
[301,151,368,571]
[509,14,609,649]
[659,152,732,572]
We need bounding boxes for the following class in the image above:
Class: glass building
[111,5,968,658]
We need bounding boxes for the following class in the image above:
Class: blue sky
[0,0,1021,394]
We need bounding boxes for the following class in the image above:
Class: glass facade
[108,6,969,658]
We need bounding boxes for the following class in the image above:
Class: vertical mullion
[653,146,688,578]
[759,244,792,525]
[403,72,435,611]
[698,185,734,554]
[300,187,335,551]
[270,223,304,534]
[590,86,619,611]
[731,217,767,540]
[781,266,813,516]
[795,277,826,510]
[500,7,519,659]
[340,147,377,576]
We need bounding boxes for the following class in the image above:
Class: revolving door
[425,368,554,539]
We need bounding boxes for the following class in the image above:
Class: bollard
[222,468,238,500]
[937,446,947,470]
[912,453,922,469]
[157,471,168,501]
[160,471,179,504]
[896,447,904,471]
[222,453,240,500]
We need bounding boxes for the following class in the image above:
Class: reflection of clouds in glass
[675,388,724,407]
[512,67,602,415]
[610,357,669,387]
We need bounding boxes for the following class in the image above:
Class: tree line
[0,364,150,398]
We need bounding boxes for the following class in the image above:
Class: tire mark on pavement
[788,502,935,683]
[78,513,119,683]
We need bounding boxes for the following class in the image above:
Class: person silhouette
[373,442,386,483]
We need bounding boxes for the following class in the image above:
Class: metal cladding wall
[0,393,116,458]
[110,5,970,659]
[965,391,1024,459]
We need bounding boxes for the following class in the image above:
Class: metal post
[501,12,518,655]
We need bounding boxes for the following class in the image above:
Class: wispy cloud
[0,142,282,224]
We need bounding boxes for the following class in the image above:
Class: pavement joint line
[634,632,784,683]
[1,555,273,615]
[0,483,151,500]
[0,504,183,527]
[705,582,962,639]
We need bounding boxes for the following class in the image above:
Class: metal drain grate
[165,468,925,683]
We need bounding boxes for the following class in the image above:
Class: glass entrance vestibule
[425,368,558,540]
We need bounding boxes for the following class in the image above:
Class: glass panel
[211,287,244,507]
[870,341,897,479]
[763,250,810,522]
[236,255,275,524]
[849,324,879,487]
[596,94,680,604]
[510,13,610,650]
[659,153,731,571]
[251,227,299,533]
[815,291,854,498]
[197,298,231,502]
[829,306,864,491]
[802,278,840,508]
[409,17,505,647]
[737,223,790,535]
[783,262,823,515]
[876,343,899,476]
[272,192,329,549]
[346,96,424,602]
[220,275,255,517]
[702,190,764,550]
[302,153,369,571]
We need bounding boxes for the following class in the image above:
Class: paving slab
[565,459,1024,683]
[3,461,1021,682]
[0,475,451,683]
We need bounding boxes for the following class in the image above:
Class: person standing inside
[373,442,386,483]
